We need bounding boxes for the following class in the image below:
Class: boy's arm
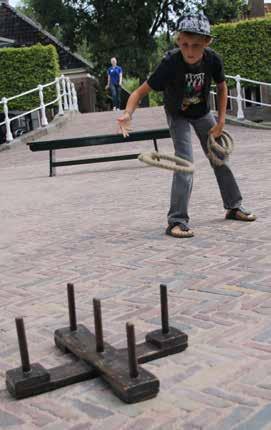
[210,81,228,138]
[119,72,123,86]
[117,82,152,137]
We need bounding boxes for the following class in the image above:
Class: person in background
[106,57,123,111]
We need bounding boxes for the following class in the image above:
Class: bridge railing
[0,75,79,143]
[211,74,271,120]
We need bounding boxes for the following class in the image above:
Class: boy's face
[177,33,210,65]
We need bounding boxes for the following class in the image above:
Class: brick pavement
[1,107,271,429]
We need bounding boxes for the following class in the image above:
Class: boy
[118,12,256,238]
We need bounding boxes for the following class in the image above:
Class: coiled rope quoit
[207,130,234,166]
[138,131,234,172]
[138,151,194,173]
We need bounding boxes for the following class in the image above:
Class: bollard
[93,299,104,353]
[160,284,169,334]
[67,283,77,331]
[126,323,138,379]
[15,318,31,373]
[6,318,50,399]
[145,284,188,351]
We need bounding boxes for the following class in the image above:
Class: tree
[22,0,244,107]
[19,0,65,28]
[65,1,210,81]
[204,0,246,24]
[17,0,208,81]
[17,0,78,48]
[17,0,37,21]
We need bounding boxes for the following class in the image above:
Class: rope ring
[207,131,234,166]
[138,151,194,173]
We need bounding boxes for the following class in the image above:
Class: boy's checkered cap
[178,12,212,37]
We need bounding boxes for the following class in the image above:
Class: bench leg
[153,139,159,152]
[49,150,56,177]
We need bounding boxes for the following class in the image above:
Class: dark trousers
[166,112,242,226]
[110,84,121,109]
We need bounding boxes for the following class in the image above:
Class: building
[0,0,97,113]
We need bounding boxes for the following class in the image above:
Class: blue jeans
[166,112,242,227]
[110,84,121,109]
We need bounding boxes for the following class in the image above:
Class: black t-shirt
[147,48,225,119]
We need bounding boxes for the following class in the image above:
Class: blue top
[108,65,123,85]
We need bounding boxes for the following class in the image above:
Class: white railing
[0,75,79,143]
[211,74,271,120]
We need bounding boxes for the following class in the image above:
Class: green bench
[27,128,171,177]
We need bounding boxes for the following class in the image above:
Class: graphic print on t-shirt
[182,72,205,111]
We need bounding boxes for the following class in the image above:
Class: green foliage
[122,76,163,107]
[211,17,271,85]
[149,91,164,107]
[18,0,78,48]
[122,77,140,94]
[19,0,261,110]
[204,0,246,24]
[75,39,93,64]
[150,33,174,72]
[17,0,210,110]
[17,0,37,20]
[121,75,162,107]
[21,0,205,82]
[28,0,66,29]
[0,44,60,111]
[148,33,174,107]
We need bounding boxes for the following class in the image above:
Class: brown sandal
[166,223,194,238]
[225,206,256,222]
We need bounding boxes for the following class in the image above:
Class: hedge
[0,44,60,111]
[212,17,271,86]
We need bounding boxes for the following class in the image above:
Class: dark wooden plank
[54,325,159,403]
[6,360,97,400]
[7,325,187,400]
[47,360,98,390]
[28,129,170,151]
[119,339,188,365]
[52,153,140,167]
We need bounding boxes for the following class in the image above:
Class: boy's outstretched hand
[117,111,133,137]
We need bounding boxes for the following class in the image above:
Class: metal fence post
[38,84,48,126]
[236,75,245,120]
[71,83,79,112]
[2,97,13,142]
[61,75,69,111]
[56,78,64,116]
[211,91,216,111]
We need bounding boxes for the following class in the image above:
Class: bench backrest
[28,129,171,152]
